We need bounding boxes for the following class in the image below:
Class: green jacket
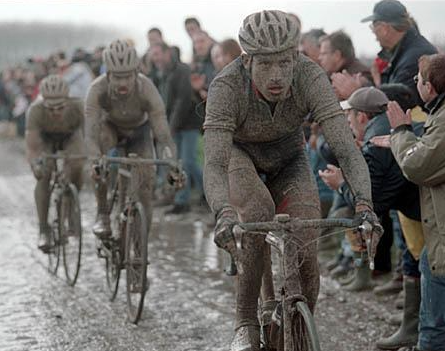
[391,92,445,276]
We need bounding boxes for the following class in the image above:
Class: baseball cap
[361,0,408,24]
[340,87,389,113]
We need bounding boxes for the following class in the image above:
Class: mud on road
[0,138,398,351]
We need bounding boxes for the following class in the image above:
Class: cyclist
[85,39,177,239]
[25,74,85,253]
[203,10,383,351]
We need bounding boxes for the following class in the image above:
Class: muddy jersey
[26,97,83,136]
[85,73,174,157]
[204,54,372,213]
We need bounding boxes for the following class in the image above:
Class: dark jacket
[340,112,421,220]
[152,61,201,133]
[380,27,437,106]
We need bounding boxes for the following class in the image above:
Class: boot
[230,325,260,351]
[374,274,403,296]
[376,277,420,350]
[343,264,373,292]
[388,312,403,326]
[92,213,111,239]
[395,289,405,309]
[330,255,353,278]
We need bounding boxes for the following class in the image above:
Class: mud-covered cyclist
[85,39,179,239]
[25,75,85,253]
[203,10,383,351]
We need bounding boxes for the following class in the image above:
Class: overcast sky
[1,0,444,61]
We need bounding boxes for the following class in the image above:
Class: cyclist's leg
[127,125,155,232]
[268,149,321,312]
[93,118,118,236]
[63,130,85,190]
[35,142,55,246]
[228,146,275,349]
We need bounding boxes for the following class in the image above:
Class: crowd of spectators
[1,1,444,349]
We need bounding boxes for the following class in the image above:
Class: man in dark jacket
[361,0,437,105]
[151,42,204,214]
[320,87,422,296]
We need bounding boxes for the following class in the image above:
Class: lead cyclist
[203,10,383,351]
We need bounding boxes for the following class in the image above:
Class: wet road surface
[0,138,398,351]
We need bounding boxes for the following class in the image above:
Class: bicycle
[43,152,84,287]
[231,214,372,351]
[94,152,183,324]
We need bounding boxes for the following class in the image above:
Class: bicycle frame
[233,215,364,351]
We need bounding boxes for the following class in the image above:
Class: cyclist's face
[109,71,137,96]
[250,50,294,102]
[44,99,66,118]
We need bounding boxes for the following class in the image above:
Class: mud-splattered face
[249,50,294,102]
[108,71,137,96]
[44,99,67,119]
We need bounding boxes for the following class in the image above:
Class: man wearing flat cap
[362,0,436,106]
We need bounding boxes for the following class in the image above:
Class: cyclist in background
[25,74,85,253]
[84,39,176,240]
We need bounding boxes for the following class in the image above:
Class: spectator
[319,30,372,99]
[150,42,204,214]
[141,27,165,76]
[184,17,201,38]
[190,30,215,102]
[385,53,445,351]
[211,39,241,74]
[361,0,437,105]
[299,28,326,65]
[59,49,94,100]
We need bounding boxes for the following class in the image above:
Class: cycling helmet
[238,10,300,55]
[103,39,139,73]
[39,74,69,99]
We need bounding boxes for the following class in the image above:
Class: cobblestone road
[0,138,398,351]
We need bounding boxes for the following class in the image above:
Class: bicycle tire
[105,168,124,301]
[288,301,321,351]
[47,188,61,274]
[61,184,82,286]
[125,201,148,324]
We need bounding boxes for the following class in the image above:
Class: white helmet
[238,10,300,55]
[103,39,139,73]
[39,74,69,99]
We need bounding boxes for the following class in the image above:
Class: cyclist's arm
[303,66,373,210]
[84,78,103,157]
[25,103,44,163]
[203,79,238,214]
[140,76,177,159]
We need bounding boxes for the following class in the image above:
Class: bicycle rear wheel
[125,201,148,324]
[287,301,321,351]
[47,188,61,274]
[61,184,82,286]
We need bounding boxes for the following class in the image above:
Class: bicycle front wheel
[47,188,61,274]
[287,301,321,351]
[60,184,82,286]
[125,201,148,324]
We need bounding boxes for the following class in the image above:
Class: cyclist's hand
[167,168,186,190]
[31,158,44,180]
[214,207,238,253]
[354,207,384,263]
[91,160,102,181]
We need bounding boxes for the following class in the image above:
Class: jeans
[419,248,445,351]
[173,129,203,205]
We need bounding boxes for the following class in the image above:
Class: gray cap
[340,87,389,113]
[361,0,408,24]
